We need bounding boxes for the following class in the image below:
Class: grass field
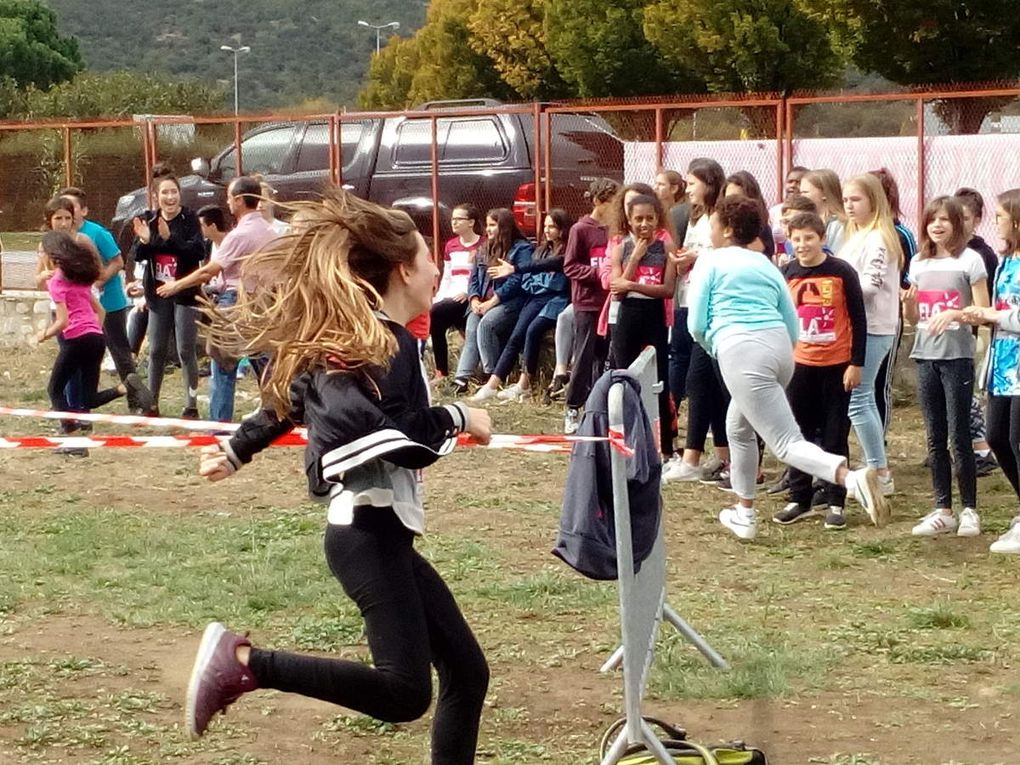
[1,232,42,251]
[0,345,1018,764]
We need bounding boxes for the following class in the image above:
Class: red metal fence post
[654,107,664,171]
[775,100,784,204]
[543,108,553,215]
[533,101,543,240]
[916,96,926,226]
[63,126,73,188]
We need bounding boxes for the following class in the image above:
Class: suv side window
[295,122,366,172]
[216,126,296,179]
[393,117,508,166]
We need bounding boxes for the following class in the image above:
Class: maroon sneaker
[185,622,259,738]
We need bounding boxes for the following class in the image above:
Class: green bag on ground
[599,717,768,765]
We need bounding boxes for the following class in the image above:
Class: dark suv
[111,100,623,248]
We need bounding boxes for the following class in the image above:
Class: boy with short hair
[777,194,821,266]
[778,212,868,529]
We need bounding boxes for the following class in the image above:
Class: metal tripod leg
[602,602,728,672]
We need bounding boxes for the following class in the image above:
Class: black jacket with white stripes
[224,317,469,533]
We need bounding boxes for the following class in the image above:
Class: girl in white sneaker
[687,196,889,540]
[903,197,988,537]
[963,189,1020,553]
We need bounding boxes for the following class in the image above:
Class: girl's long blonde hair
[802,169,845,224]
[206,189,421,417]
[840,173,904,267]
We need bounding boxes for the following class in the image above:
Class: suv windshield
[215,125,296,180]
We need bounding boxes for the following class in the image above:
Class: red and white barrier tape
[0,406,634,455]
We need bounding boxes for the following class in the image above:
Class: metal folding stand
[599,347,728,765]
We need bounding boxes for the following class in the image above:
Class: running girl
[904,196,988,537]
[185,192,492,763]
[35,231,146,445]
[609,193,676,458]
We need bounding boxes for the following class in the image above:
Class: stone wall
[0,292,50,348]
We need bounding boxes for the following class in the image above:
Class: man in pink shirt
[158,176,278,420]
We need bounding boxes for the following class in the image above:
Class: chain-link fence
[4,87,1020,292]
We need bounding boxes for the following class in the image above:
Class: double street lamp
[220,43,251,116]
[357,20,399,55]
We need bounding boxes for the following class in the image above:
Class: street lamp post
[220,43,251,115]
[357,20,399,55]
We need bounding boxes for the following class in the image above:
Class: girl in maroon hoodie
[562,178,619,434]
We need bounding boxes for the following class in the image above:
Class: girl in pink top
[36,231,145,442]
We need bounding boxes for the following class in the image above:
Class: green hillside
[43,0,427,111]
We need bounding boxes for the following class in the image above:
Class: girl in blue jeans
[452,208,533,393]
[471,208,573,401]
[837,174,904,496]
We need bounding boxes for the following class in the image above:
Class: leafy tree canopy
[643,0,843,95]
[0,0,82,90]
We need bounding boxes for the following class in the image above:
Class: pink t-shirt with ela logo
[47,270,102,340]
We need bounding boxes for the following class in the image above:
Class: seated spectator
[472,209,573,402]
[452,209,534,394]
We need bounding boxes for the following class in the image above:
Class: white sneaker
[661,459,704,483]
[497,383,526,402]
[564,408,580,435]
[912,509,958,537]
[719,506,758,540]
[957,508,981,537]
[471,385,498,402]
[990,522,1020,554]
[847,467,890,527]
[878,472,895,496]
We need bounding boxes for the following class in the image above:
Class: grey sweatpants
[716,328,846,501]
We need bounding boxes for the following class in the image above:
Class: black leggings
[247,509,489,765]
[103,306,138,380]
[987,394,1020,500]
[48,332,122,431]
[684,344,729,451]
[430,299,468,377]
[611,298,671,455]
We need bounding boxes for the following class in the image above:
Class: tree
[544,0,701,99]
[359,0,514,109]
[467,0,570,99]
[359,36,421,109]
[830,0,1020,133]
[24,72,224,120]
[643,0,843,95]
[0,0,82,90]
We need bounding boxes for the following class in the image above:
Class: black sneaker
[452,378,470,396]
[772,502,818,525]
[180,407,200,420]
[824,506,847,530]
[812,485,827,507]
[975,453,998,477]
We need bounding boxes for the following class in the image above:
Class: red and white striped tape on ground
[0,406,634,456]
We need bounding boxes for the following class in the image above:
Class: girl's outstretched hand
[464,407,492,445]
[199,443,237,482]
[487,259,515,279]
